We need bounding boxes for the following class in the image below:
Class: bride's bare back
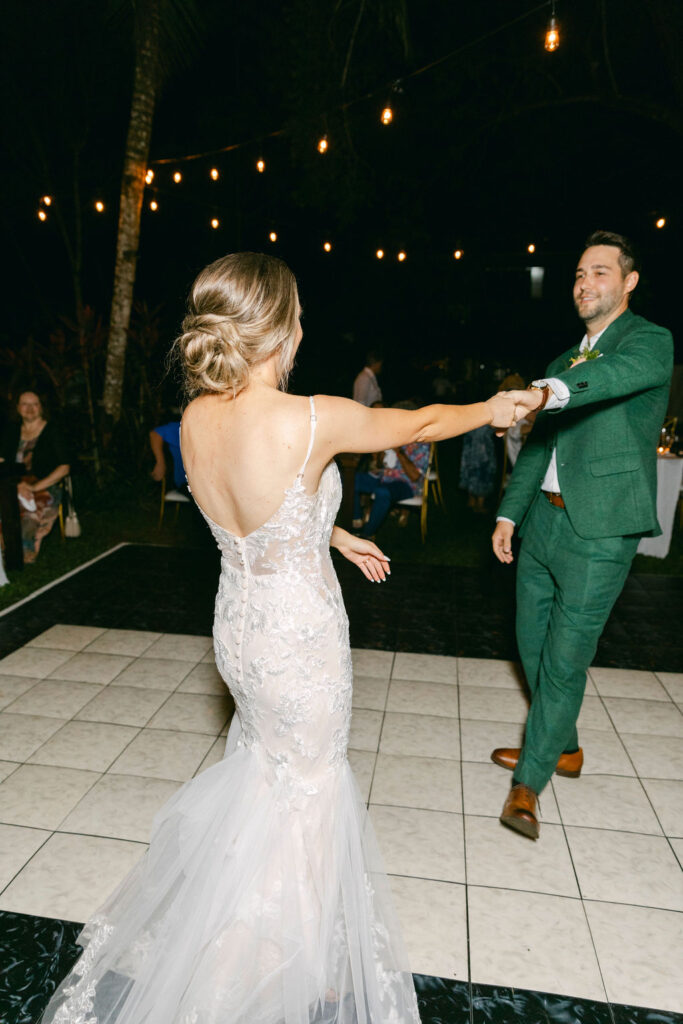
[181,387,321,538]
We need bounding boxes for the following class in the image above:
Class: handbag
[63,475,81,538]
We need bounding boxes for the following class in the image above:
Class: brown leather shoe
[491,746,583,778]
[500,783,539,840]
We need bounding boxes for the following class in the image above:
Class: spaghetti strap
[296,396,317,478]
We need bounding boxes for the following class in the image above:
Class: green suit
[498,308,673,794]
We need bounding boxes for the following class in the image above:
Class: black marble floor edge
[1,912,680,1024]
[1,544,681,670]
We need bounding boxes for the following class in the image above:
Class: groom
[491,230,673,839]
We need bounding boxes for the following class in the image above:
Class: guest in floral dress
[0,391,70,563]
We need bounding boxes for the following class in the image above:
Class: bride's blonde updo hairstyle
[174,252,301,399]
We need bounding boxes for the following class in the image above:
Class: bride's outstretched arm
[315,391,528,459]
[330,527,391,583]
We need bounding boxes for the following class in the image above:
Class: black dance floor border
[0,910,679,1024]
[0,543,681,671]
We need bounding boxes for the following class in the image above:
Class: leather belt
[543,490,566,509]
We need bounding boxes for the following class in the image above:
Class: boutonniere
[569,348,602,367]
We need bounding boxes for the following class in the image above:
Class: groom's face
[573,245,638,325]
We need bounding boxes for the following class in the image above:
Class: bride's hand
[485,392,517,429]
[331,528,391,583]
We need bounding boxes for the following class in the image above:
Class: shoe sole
[500,813,539,840]
[491,755,581,779]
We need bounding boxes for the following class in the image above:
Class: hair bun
[171,252,300,399]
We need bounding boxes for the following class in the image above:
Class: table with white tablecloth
[637,454,683,559]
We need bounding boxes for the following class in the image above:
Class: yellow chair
[396,443,444,543]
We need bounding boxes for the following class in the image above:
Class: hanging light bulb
[145,169,154,184]
[37,209,47,221]
[381,106,393,125]
[317,135,328,154]
[269,231,277,242]
[210,167,219,180]
[544,2,560,51]
[256,159,265,173]
[42,195,52,206]
[211,218,219,229]
[323,241,332,252]
[173,171,182,183]
[454,249,463,260]
[655,217,666,229]
[527,243,536,254]
[95,200,105,212]
[376,249,384,259]
[150,200,158,211]
[397,251,407,262]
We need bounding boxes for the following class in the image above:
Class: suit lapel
[545,308,634,375]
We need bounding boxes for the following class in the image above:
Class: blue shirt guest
[150,422,187,490]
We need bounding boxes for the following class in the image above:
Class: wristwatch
[527,383,551,411]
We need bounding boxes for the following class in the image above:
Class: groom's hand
[492,520,515,564]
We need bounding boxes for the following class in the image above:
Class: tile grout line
[365,652,394,807]
[588,669,683,861]
[549,772,616,1021]
[454,658,474,1024]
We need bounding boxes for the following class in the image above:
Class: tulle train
[41,721,420,1024]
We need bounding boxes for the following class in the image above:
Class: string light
[42,195,52,206]
[544,2,560,51]
[210,218,220,229]
[454,249,463,260]
[317,136,328,154]
[37,209,47,221]
[323,241,332,252]
[376,249,384,259]
[173,171,182,183]
[145,169,154,184]
[269,231,277,242]
[655,217,666,229]
[256,159,265,173]
[95,200,105,212]
[150,200,158,211]
[527,243,536,254]
[210,168,219,180]
[381,107,393,125]
[397,251,407,262]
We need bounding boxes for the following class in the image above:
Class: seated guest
[0,391,70,563]
[353,404,430,537]
[149,420,187,491]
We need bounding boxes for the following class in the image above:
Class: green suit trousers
[514,494,639,795]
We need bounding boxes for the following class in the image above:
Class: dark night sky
[2,0,681,403]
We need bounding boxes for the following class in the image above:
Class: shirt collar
[580,325,608,352]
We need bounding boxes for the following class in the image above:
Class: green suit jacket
[498,308,674,540]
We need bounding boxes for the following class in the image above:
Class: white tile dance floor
[0,626,681,1014]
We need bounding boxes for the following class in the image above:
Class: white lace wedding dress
[41,398,421,1024]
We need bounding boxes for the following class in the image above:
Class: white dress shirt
[353,367,382,407]
[497,327,607,524]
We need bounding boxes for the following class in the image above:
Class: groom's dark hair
[584,230,639,277]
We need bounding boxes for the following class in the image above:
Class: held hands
[331,527,391,583]
[486,389,543,434]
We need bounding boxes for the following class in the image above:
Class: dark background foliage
[1,0,681,458]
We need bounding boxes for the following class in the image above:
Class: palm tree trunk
[102,0,160,421]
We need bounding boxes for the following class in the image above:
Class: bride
[41,253,525,1024]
